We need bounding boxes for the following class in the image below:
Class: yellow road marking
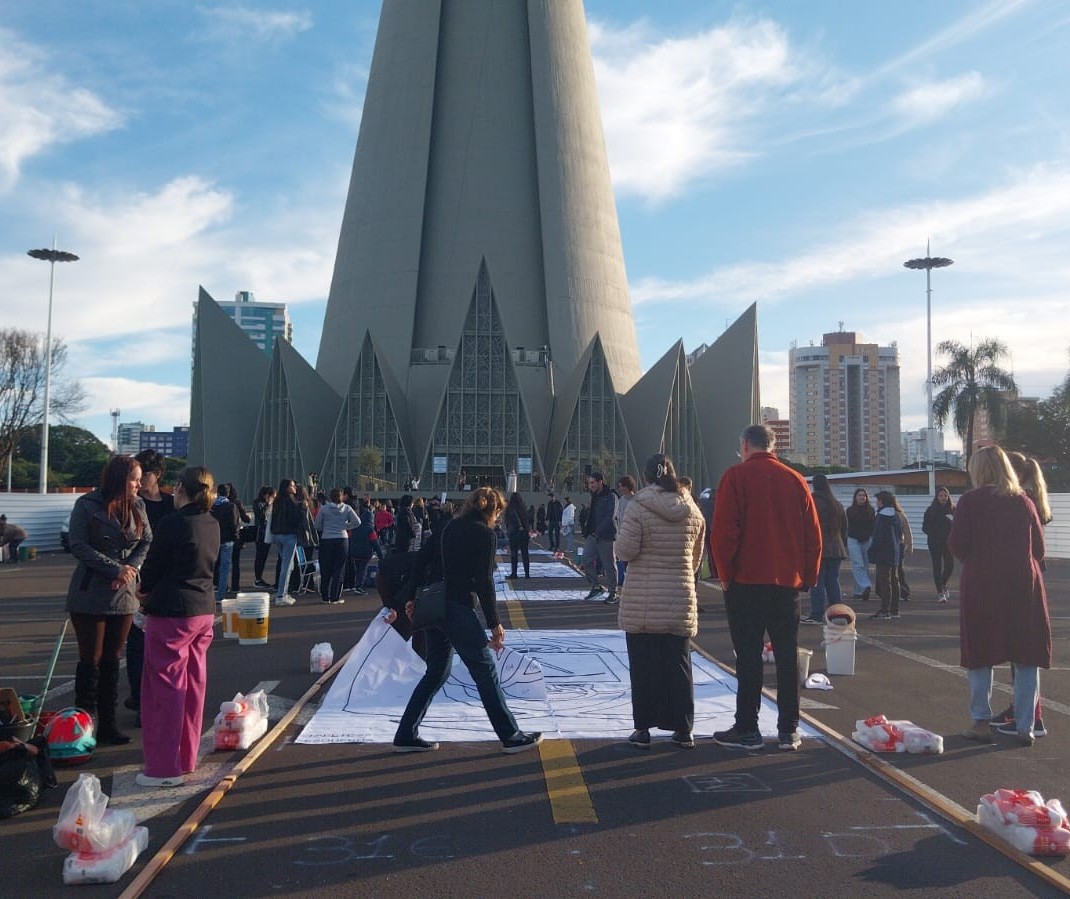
[538,739,598,824]
[506,599,528,629]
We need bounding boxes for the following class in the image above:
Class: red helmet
[44,708,96,766]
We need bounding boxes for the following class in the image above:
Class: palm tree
[931,338,1017,470]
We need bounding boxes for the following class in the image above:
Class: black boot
[74,661,98,716]
[96,660,131,745]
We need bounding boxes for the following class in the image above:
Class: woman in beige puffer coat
[616,453,706,749]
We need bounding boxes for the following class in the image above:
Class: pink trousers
[141,614,214,778]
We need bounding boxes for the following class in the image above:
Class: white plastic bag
[53,773,108,852]
[977,790,1070,857]
[310,642,334,673]
[63,826,149,884]
[213,690,270,750]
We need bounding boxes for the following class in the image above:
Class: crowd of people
[28,421,1052,789]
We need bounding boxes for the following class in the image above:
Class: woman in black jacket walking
[393,487,542,755]
[922,487,955,603]
[505,492,531,578]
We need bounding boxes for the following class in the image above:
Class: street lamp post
[904,244,953,497]
[27,241,80,495]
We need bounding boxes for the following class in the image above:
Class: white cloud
[590,18,801,200]
[631,164,1070,306]
[0,28,123,190]
[79,376,190,420]
[891,72,986,124]
[196,6,313,42]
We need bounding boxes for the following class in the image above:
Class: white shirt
[561,503,575,528]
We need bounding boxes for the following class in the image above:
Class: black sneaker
[628,729,651,749]
[603,593,619,605]
[861,587,871,601]
[354,587,367,596]
[801,616,822,625]
[713,726,764,750]
[584,586,605,600]
[778,732,802,751]
[871,611,892,620]
[671,731,695,749]
[253,579,270,588]
[502,731,543,754]
[392,737,439,753]
[989,707,1015,728]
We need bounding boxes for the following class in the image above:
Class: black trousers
[625,632,693,733]
[253,540,271,582]
[930,543,954,592]
[509,531,530,577]
[723,584,800,735]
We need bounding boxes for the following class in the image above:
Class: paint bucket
[797,647,813,686]
[823,631,856,675]
[237,592,270,645]
[221,598,239,638]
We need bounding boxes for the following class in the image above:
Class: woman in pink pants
[136,466,221,787]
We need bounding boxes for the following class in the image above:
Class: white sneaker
[937,591,948,603]
[275,595,296,606]
[136,772,185,788]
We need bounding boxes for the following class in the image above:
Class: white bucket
[221,598,239,638]
[824,630,857,676]
[797,647,813,686]
[237,592,270,645]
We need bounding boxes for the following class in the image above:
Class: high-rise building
[192,290,292,361]
[760,407,792,456]
[139,426,190,459]
[117,421,153,456]
[189,1,759,496]
[790,330,902,470]
[901,428,945,466]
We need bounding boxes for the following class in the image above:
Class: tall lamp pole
[27,241,80,494]
[904,244,953,497]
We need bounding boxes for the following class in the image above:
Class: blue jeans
[968,665,1039,736]
[395,601,519,744]
[273,534,299,600]
[215,541,234,601]
[847,538,872,592]
[808,557,842,619]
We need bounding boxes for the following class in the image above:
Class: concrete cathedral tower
[190,0,758,496]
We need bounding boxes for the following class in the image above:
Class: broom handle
[33,619,68,727]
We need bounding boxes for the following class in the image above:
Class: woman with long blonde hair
[950,446,1051,747]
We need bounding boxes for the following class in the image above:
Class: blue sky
[2,0,1069,456]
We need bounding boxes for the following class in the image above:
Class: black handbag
[412,522,450,631]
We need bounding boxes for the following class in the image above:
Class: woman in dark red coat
[949,446,1051,747]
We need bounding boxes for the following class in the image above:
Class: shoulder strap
[439,520,451,578]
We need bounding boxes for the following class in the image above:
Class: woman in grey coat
[66,455,152,745]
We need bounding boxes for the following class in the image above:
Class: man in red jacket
[711,424,821,751]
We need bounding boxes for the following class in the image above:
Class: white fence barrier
[832,490,1069,561]
[3,489,1069,560]
[0,493,81,554]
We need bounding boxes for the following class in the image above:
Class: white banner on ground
[296,616,788,744]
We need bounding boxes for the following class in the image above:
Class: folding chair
[293,545,320,595]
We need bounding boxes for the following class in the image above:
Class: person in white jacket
[615,454,706,749]
[560,497,576,556]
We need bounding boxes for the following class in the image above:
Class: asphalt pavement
[0,548,1067,898]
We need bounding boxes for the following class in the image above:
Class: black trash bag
[0,736,58,819]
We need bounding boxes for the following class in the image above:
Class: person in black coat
[136,466,220,787]
[505,492,531,578]
[393,488,542,755]
[868,491,903,620]
[922,487,955,603]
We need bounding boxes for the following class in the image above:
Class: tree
[0,328,87,466]
[356,445,382,489]
[931,338,1017,471]
[13,425,109,489]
